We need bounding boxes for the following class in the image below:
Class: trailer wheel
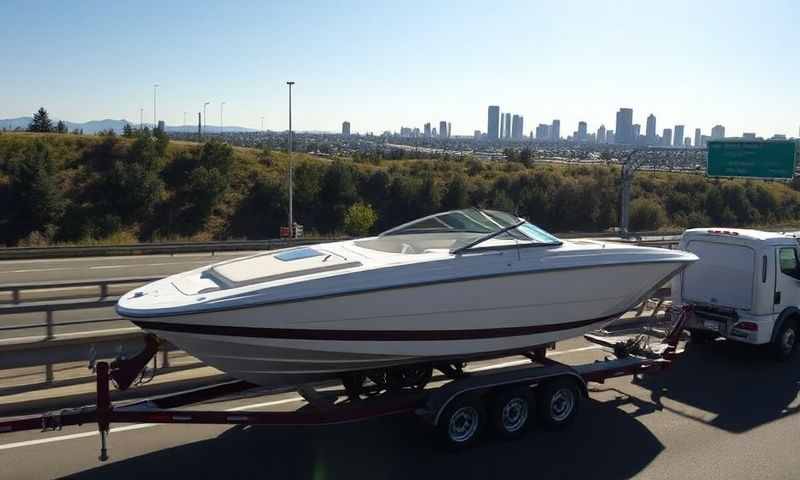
[536,378,581,430]
[489,387,533,440]
[436,395,485,449]
[772,320,798,362]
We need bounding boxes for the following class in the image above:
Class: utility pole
[220,102,226,136]
[287,81,295,236]
[153,84,159,131]
[183,112,187,134]
[203,102,210,139]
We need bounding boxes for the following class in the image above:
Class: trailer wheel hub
[501,398,528,432]
[448,406,479,442]
[550,388,575,421]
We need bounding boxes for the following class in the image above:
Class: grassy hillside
[2,131,800,247]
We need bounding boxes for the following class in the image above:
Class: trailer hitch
[109,334,160,391]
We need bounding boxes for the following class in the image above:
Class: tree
[441,175,470,210]
[343,203,377,236]
[5,141,65,243]
[629,198,667,231]
[56,120,67,134]
[318,160,359,232]
[28,108,53,133]
[123,123,134,137]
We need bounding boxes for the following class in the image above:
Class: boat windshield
[366,208,560,254]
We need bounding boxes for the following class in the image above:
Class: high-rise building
[439,121,447,138]
[447,122,452,138]
[742,132,756,140]
[597,124,606,144]
[694,128,701,149]
[341,121,351,136]
[500,113,505,140]
[662,128,672,147]
[551,119,560,141]
[674,125,684,146]
[577,121,588,141]
[511,115,524,140]
[535,124,550,140]
[606,130,614,144]
[432,128,437,137]
[615,108,633,144]
[487,106,500,140]
[684,137,692,147]
[504,113,511,139]
[424,122,431,138]
[474,130,481,140]
[632,124,641,143]
[711,125,725,139]
[645,114,656,144]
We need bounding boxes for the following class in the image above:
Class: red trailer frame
[0,307,690,460]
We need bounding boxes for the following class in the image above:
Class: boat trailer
[0,306,691,459]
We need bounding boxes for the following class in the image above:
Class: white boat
[117,209,697,389]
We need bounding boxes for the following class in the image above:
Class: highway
[0,252,256,341]
[0,336,798,479]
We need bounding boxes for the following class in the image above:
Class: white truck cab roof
[682,228,799,247]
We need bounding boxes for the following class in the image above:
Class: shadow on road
[70,396,664,480]
[634,340,800,433]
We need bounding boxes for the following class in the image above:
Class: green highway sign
[707,140,797,179]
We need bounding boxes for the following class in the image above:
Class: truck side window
[778,248,799,278]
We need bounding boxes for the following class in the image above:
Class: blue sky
[1,0,798,137]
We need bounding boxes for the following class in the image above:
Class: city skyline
[2,1,798,137]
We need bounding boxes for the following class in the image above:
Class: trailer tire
[489,387,533,440]
[536,378,581,430]
[772,319,798,362]
[436,395,485,450]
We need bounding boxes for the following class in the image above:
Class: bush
[343,203,377,236]
[629,198,667,231]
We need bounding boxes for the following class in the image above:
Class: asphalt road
[1,337,798,479]
[0,252,256,341]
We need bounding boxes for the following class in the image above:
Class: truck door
[773,246,800,313]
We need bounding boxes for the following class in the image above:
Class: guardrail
[0,237,339,261]
[0,276,161,304]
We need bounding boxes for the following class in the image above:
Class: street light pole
[287,81,295,236]
[260,116,264,132]
[153,84,159,131]
[203,102,210,139]
[183,112,187,134]
[220,102,226,136]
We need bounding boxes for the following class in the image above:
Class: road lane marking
[0,327,140,344]
[0,344,605,451]
[1,267,72,274]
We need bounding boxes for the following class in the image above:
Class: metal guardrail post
[161,348,170,368]
[45,309,54,340]
[100,282,108,298]
[12,288,20,304]
[45,364,54,383]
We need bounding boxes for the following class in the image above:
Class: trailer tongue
[0,306,691,459]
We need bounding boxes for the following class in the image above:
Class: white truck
[672,228,800,361]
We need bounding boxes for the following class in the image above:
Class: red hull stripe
[133,312,620,342]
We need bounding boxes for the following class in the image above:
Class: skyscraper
[447,122,452,138]
[424,122,431,138]
[646,114,656,144]
[662,128,672,147]
[551,119,560,141]
[597,124,606,144]
[694,128,701,149]
[341,121,351,136]
[606,130,614,144]
[511,115,524,140]
[500,113,505,140]
[487,106,500,140]
[536,124,550,140]
[711,125,725,139]
[632,124,641,143]
[577,121,587,141]
[439,121,447,138]
[674,125,684,146]
[504,113,511,139]
[615,108,633,144]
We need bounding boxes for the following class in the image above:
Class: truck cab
[672,228,800,360]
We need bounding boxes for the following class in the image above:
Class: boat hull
[131,260,685,387]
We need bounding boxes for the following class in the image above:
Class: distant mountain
[0,117,256,134]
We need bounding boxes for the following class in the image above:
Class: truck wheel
[689,328,717,344]
[436,395,485,449]
[536,378,581,430]
[489,387,533,440]
[772,320,798,362]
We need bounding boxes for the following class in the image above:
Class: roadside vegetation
[2,128,800,247]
